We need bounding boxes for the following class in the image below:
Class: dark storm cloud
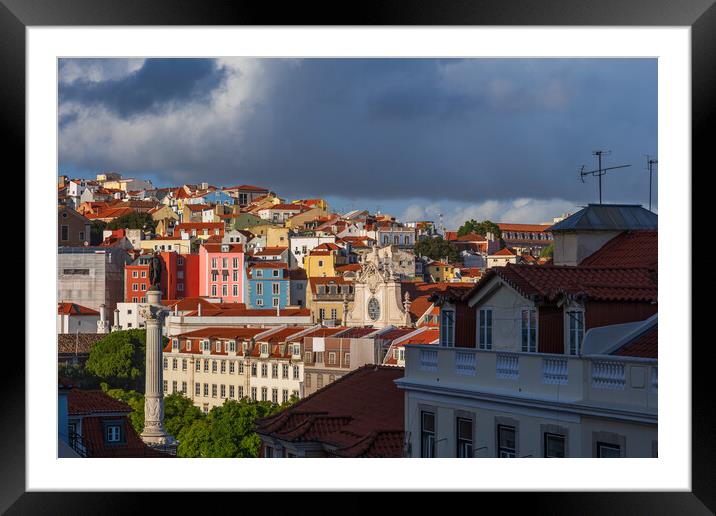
[59,58,228,118]
[59,58,657,207]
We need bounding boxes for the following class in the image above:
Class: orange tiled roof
[256,365,404,457]
[58,302,99,316]
[462,263,657,303]
[579,230,657,270]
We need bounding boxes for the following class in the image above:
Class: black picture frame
[2,0,708,512]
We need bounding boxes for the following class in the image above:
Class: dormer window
[215,341,221,353]
[103,421,125,444]
[222,245,229,252]
[261,343,268,355]
[229,341,236,352]
[172,339,179,351]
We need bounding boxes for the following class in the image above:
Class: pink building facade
[198,243,245,303]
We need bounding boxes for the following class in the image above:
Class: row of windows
[211,271,241,282]
[304,373,338,389]
[171,339,302,357]
[210,284,240,297]
[303,352,350,366]
[163,357,300,379]
[252,283,283,295]
[164,380,294,404]
[317,308,340,320]
[442,308,585,355]
[211,257,241,269]
[381,235,413,245]
[419,411,623,458]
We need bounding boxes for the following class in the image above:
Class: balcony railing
[402,345,657,412]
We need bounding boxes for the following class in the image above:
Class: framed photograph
[4,0,709,512]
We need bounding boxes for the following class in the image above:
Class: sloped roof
[68,389,131,416]
[579,230,657,269]
[256,365,404,457]
[58,333,105,354]
[549,204,657,232]
[462,263,657,303]
[58,302,100,316]
[612,324,658,358]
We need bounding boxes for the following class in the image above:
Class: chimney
[197,303,202,317]
[276,304,280,317]
[174,304,178,316]
[99,303,106,323]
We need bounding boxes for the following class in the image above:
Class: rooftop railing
[402,345,657,413]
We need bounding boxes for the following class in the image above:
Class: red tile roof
[68,389,132,416]
[307,276,351,294]
[463,263,657,303]
[455,233,487,242]
[58,302,100,316]
[612,324,658,358]
[253,247,287,256]
[201,243,244,253]
[498,223,553,232]
[184,305,310,317]
[337,327,378,338]
[579,230,658,270]
[256,365,404,457]
[491,247,516,256]
[401,282,473,323]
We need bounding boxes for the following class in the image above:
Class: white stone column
[140,289,173,447]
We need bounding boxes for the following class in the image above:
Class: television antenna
[579,150,631,204]
[645,155,658,212]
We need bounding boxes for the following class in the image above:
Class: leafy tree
[85,329,148,391]
[89,220,106,245]
[414,236,461,264]
[457,219,502,239]
[103,386,145,434]
[177,398,289,458]
[58,362,101,390]
[540,243,554,258]
[164,393,204,438]
[106,211,156,231]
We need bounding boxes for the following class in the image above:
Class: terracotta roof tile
[256,365,404,457]
[58,302,100,316]
[579,230,657,269]
[612,324,658,358]
[462,263,657,303]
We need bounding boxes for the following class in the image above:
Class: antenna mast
[645,155,658,211]
[579,150,631,204]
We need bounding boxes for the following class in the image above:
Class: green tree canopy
[163,392,204,438]
[103,385,145,434]
[85,329,148,391]
[414,236,461,264]
[457,219,502,239]
[178,398,291,458]
[540,243,554,258]
[106,211,156,231]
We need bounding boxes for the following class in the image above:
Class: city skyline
[59,58,657,226]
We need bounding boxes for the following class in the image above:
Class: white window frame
[520,307,538,353]
[478,308,493,350]
[440,307,456,347]
[566,309,585,356]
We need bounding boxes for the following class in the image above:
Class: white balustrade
[455,351,476,376]
[420,349,438,372]
[542,357,568,385]
[591,361,626,390]
[496,353,519,379]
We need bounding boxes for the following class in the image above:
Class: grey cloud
[59,58,657,208]
[59,58,228,119]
